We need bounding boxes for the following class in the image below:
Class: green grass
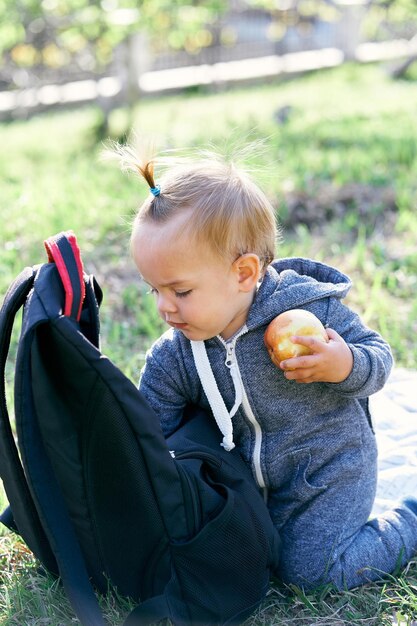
[1,540,417,625]
[1,62,417,624]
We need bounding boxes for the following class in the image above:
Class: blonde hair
[107,142,279,270]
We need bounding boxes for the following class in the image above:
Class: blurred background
[1,0,417,377]
[1,3,417,622]
[1,0,417,121]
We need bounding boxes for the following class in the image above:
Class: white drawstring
[191,340,236,451]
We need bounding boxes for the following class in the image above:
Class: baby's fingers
[282,362,320,383]
[290,334,328,353]
[280,352,320,372]
[325,328,344,343]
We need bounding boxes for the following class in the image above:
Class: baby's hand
[279,328,353,384]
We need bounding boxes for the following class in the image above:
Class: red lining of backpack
[44,233,85,321]
[67,233,85,321]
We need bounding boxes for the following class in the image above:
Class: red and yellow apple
[264,309,328,368]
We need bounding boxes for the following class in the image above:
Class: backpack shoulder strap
[0,264,57,572]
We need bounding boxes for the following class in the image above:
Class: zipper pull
[224,341,242,419]
[225,342,235,368]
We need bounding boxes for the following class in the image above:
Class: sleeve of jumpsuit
[139,340,190,438]
[324,296,393,397]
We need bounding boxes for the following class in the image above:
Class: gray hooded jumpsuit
[139,257,417,589]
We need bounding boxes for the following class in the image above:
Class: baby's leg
[269,448,417,590]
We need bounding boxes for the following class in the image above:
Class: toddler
[114,144,417,591]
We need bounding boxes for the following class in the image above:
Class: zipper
[218,333,266,490]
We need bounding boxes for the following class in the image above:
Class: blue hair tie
[150,184,161,197]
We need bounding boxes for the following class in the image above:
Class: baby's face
[132,213,254,341]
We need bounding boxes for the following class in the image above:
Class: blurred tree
[2,0,417,87]
[1,2,137,85]
[0,0,227,134]
[369,0,417,77]
[1,0,416,130]
[0,1,229,80]
[248,0,417,77]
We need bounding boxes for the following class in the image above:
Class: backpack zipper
[219,334,266,490]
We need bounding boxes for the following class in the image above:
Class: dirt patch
[281,182,397,230]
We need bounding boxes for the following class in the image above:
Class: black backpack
[0,231,281,626]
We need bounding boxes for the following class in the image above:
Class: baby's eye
[175,290,192,298]
[147,287,158,296]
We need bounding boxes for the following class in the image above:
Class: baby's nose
[157,293,177,316]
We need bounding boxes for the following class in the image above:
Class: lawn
[1,61,417,624]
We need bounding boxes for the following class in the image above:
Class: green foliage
[375,0,417,19]
[361,0,417,42]
[0,0,229,78]
[2,0,417,92]
[141,0,224,54]
[0,0,141,69]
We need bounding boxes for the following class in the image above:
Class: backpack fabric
[0,231,281,626]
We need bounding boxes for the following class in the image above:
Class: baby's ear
[233,254,261,292]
